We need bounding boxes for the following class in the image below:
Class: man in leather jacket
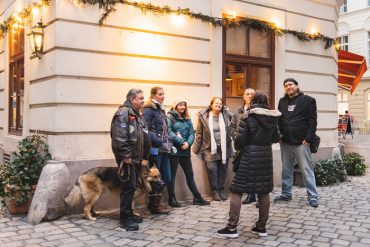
[111,88,150,231]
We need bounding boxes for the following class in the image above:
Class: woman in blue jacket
[167,98,210,207]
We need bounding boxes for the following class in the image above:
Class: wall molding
[46,18,211,42]
[305,91,337,96]
[29,74,210,88]
[29,129,110,136]
[286,50,337,64]
[29,102,206,109]
[285,69,338,80]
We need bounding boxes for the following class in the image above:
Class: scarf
[209,111,227,164]
[152,99,166,111]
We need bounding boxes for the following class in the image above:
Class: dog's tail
[64,183,82,207]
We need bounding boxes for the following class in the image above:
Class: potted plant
[0,133,51,214]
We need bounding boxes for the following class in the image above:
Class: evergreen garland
[0,0,51,38]
[77,0,337,49]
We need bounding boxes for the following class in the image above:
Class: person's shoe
[119,220,139,231]
[168,198,181,208]
[128,213,143,223]
[251,226,268,237]
[309,198,318,208]
[273,195,292,202]
[213,191,221,201]
[219,191,228,201]
[242,194,257,204]
[217,227,238,238]
[193,196,211,206]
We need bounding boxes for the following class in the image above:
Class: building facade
[339,0,370,133]
[1,0,341,202]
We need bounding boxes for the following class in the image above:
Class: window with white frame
[340,35,349,51]
[340,0,347,13]
[338,93,349,115]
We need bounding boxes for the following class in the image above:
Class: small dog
[64,160,163,220]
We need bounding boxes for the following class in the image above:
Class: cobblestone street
[1,135,370,247]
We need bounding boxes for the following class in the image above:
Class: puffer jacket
[231,104,281,194]
[167,109,195,157]
[110,101,150,165]
[192,107,233,162]
[142,100,169,148]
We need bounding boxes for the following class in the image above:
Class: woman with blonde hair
[192,97,233,201]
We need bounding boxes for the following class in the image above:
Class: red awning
[338,50,367,94]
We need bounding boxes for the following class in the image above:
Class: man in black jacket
[111,88,149,231]
[274,78,319,208]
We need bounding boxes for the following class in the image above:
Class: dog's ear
[141,160,149,167]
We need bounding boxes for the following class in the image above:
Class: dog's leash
[118,161,131,183]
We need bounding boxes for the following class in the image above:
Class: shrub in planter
[343,152,367,176]
[314,158,347,186]
[0,134,51,212]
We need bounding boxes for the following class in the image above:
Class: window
[8,23,25,135]
[223,26,275,112]
[340,0,347,13]
[339,35,348,51]
[337,93,349,115]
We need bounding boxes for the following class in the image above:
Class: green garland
[0,0,51,38]
[77,0,337,49]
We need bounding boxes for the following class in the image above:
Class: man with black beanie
[274,78,319,208]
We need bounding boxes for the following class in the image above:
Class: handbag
[232,150,243,172]
[159,115,173,153]
[310,135,320,153]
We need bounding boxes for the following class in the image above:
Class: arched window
[338,92,349,115]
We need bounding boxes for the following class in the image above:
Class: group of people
[111,78,319,238]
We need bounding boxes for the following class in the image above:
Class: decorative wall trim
[0,89,4,92]
[29,129,110,135]
[317,110,338,114]
[29,102,206,109]
[0,69,4,74]
[317,127,338,131]
[0,108,4,111]
[305,91,337,96]
[285,69,338,80]
[233,0,336,24]
[286,50,337,64]
[39,46,210,64]
[29,74,210,87]
[46,18,211,42]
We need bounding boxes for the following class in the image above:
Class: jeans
[205,160,227,191]
[155,153,172,185]
[280,143,318,200]
[168,156,200,199]
[119,163,136,221]
[227,192,270,229]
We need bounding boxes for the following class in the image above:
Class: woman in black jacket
[217,91,281,239]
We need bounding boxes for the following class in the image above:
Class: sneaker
[128,213,143,223]
[309,198,318,208]
[168,198,181,208]
[213,191,221,201]
[217,227,239,238]
[242,194,257,204]
[219,191,228,201]
[193,196,211,206]
[119,219,139,231]
[251,226,268,237]
[273,195,292,202]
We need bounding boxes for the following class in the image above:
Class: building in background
[0,0,342,206]
[339,0,370,133]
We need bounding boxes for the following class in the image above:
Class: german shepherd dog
[64,160,163,221]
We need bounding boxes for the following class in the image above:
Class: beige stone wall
[0,0,341,199]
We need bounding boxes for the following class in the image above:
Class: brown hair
[209,97,223,110]
[150,86,164,99]
[251,91,270,109]
[174,102,190,119]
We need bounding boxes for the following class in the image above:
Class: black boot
[193,195,210,205]
[213,191,221,201]
[128,212,143,223]
[242,194,257,204]
[168,196,181,207]
[120,219,139,231]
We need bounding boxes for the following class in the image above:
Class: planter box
[4,185,37,214]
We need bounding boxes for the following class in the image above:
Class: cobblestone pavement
[1,136,370,247]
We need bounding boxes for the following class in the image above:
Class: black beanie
[284,78,298,86]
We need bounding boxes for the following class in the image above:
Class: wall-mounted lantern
[28,21,44,59]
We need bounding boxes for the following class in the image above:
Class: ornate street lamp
[28,21,44,59]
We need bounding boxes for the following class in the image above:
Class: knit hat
[283,78,298,86]
[172,96,187,109]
